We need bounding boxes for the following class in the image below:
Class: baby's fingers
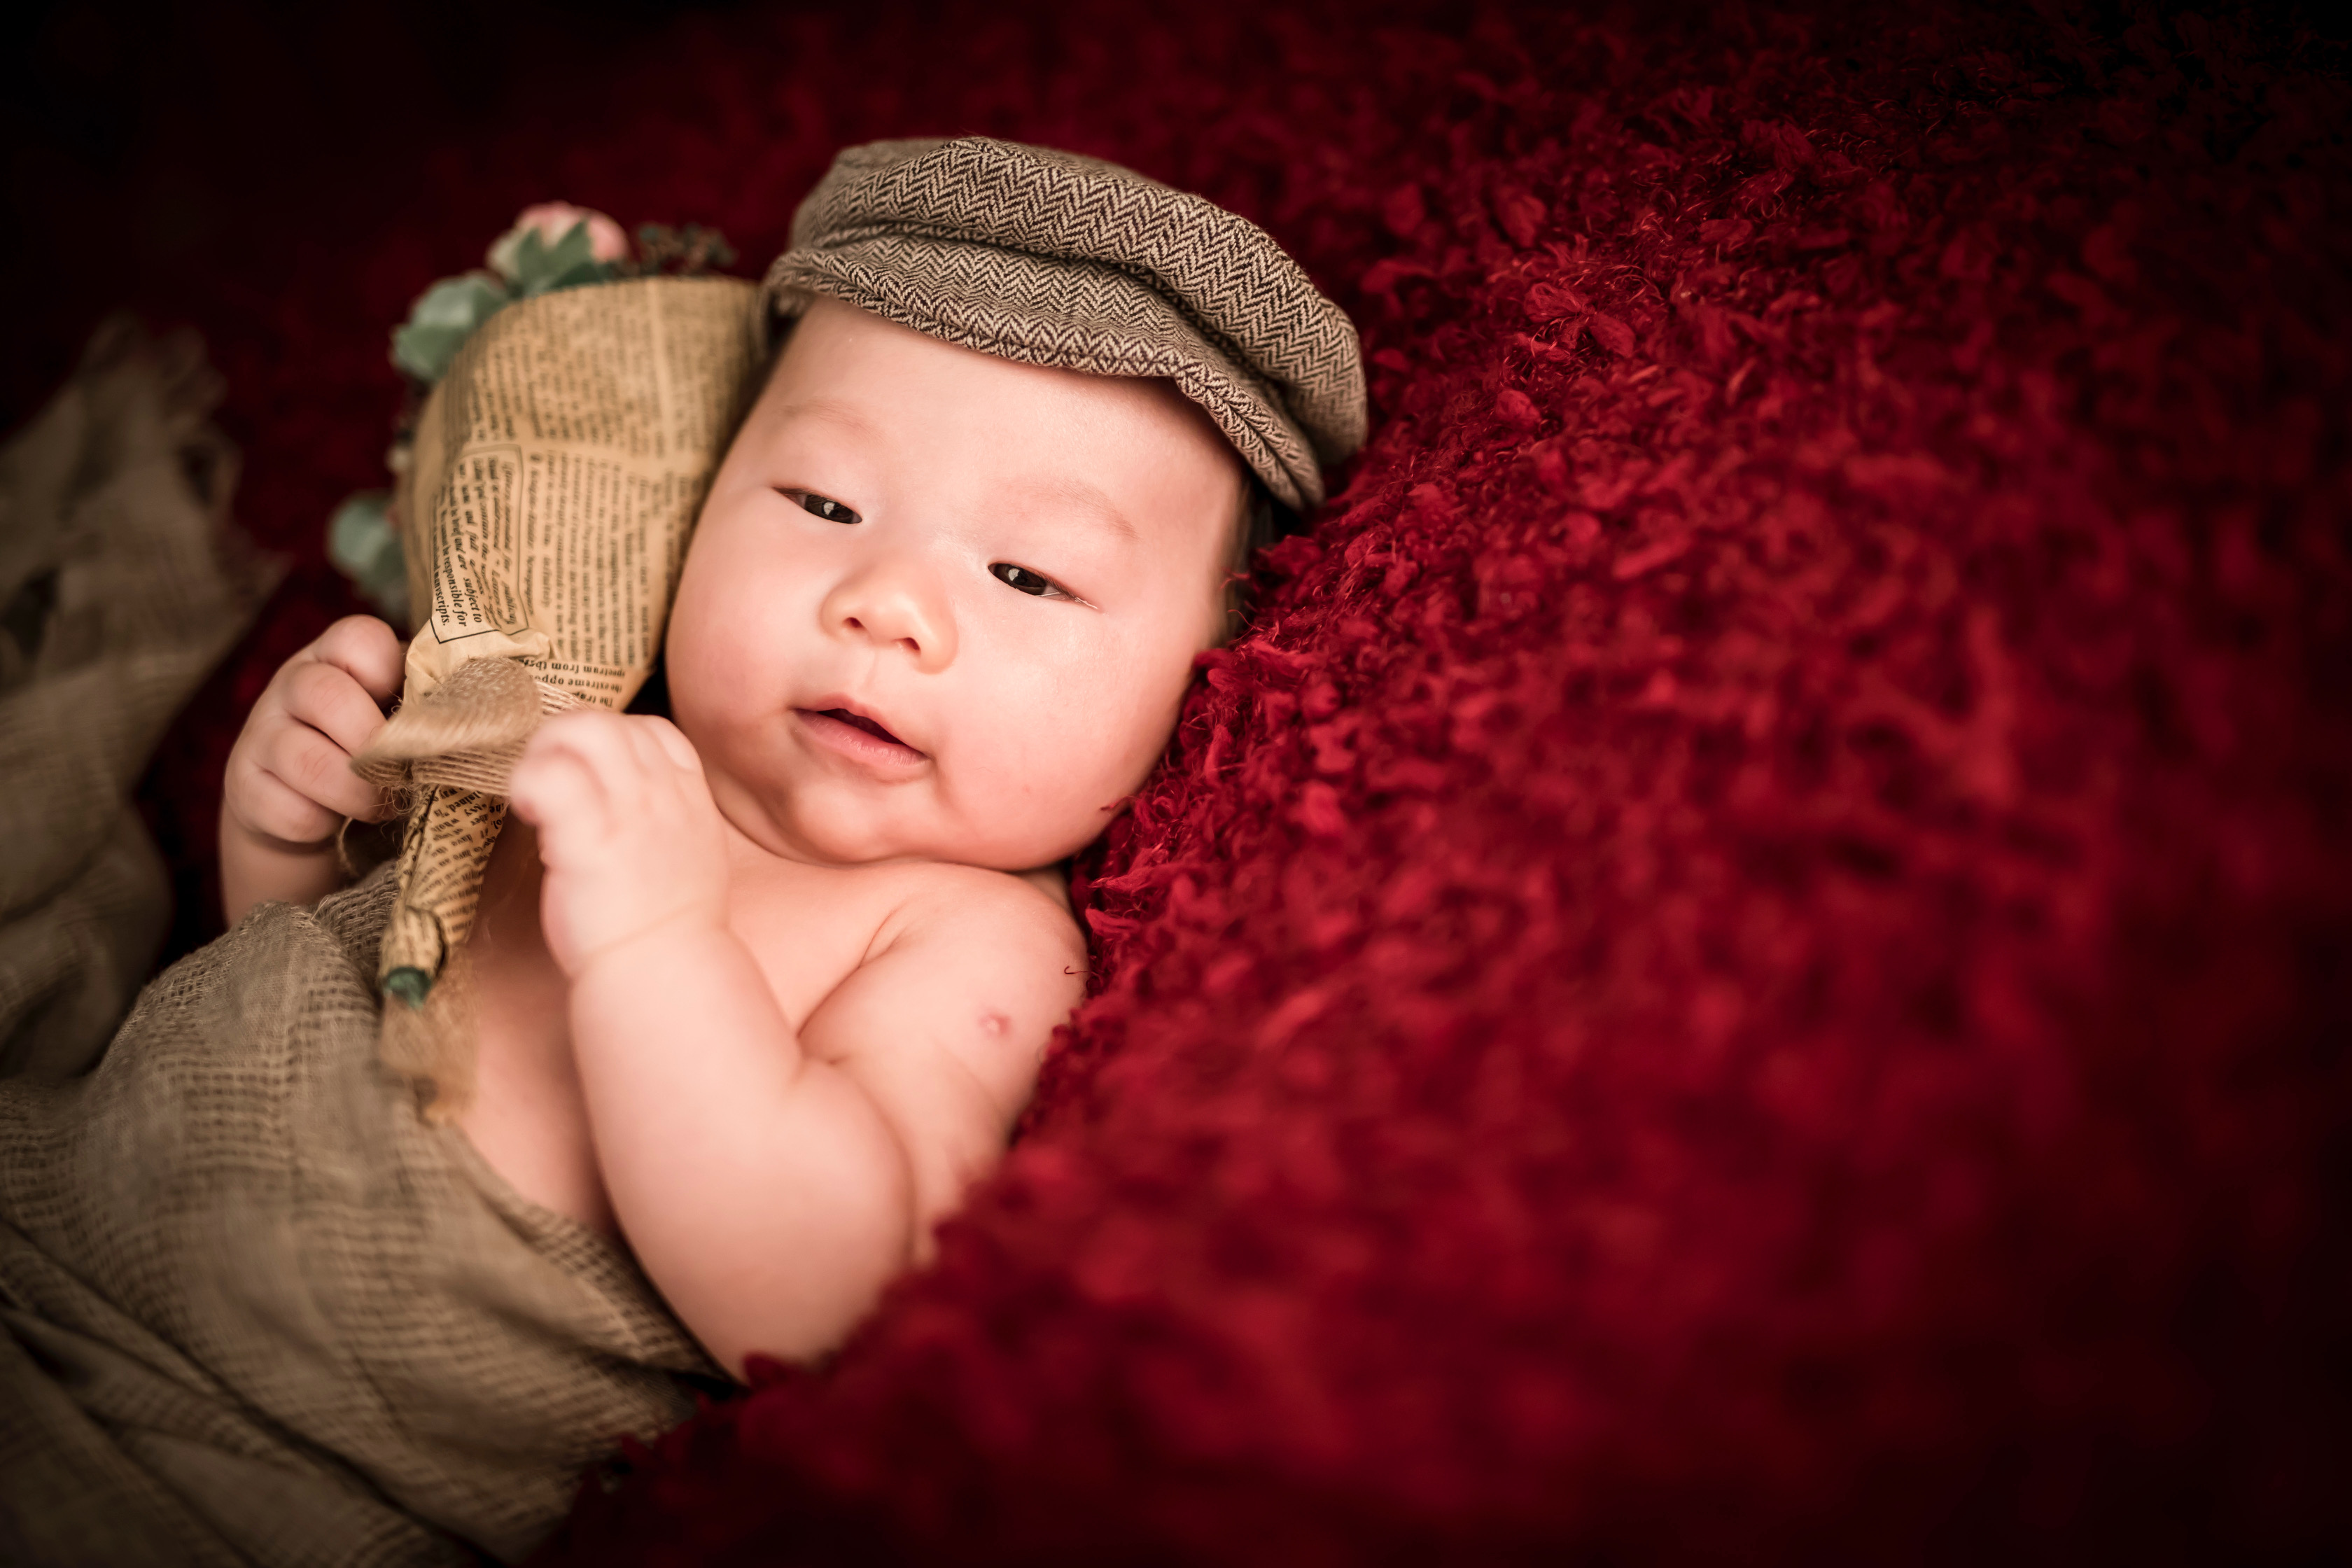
[232,771,338,846]
[235,732,373,844]
[510,718,622,837]
[526,710,645,782]
[619,718,720,828]
[310,615,406,705]
[275,721,386,825]
[638,717,704,776]
[280,657,394,762]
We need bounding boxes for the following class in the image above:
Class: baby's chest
[458,860,917,1233]
[721,864,916,1032]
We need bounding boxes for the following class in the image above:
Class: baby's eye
[783,489,860,524]
[988,562,1067,598]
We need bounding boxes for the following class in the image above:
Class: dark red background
[6,1,2347,1561]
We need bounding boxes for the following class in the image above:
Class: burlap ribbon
[350,657,578,1035]
[354,656,582,803]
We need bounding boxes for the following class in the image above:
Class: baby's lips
[799,693,923,753]
[825,707,909,748]
[794,702,931,766]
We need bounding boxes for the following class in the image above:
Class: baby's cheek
[665,590,750,704]
[668,561,802,736]
[1075,648,1193,787]
[976,680,1177,855]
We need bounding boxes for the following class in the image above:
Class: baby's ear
[1217,474,1289,644]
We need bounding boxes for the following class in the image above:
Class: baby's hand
[507,710,732,979]
[220,616,406,921]
[224,615,404,847]
[224,620,404,850]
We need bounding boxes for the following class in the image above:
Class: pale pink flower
[486,202,631,279]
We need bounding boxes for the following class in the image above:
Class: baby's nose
[823,562,956,672]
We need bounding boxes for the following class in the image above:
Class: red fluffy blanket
[6,1,2344,1560]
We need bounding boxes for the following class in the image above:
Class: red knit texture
[6,1,2346,1561]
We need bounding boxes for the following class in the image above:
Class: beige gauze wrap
[0,867,715,1567]
[358,275,762,1114]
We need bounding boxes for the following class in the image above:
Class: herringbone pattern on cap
[762,137,1366,510]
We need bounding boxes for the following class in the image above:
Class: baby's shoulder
[792,860,1085,1092]
[877,860,1084,967]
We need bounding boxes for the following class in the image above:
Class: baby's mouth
[797,704,928,764]
[821,707,906,747]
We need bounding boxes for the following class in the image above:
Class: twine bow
[353,656,583,804]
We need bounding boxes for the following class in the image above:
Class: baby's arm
[508,710,1084,1378]
[219,615,405,922]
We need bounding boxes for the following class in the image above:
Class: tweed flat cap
[761,136,1366,511]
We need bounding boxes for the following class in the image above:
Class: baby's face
[666,298,1240,870]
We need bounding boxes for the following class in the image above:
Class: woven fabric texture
[0,869,711,1564]
[764,136,1367,510]
[0,323,271,1080]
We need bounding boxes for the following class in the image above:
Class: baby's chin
[723,782,1087,874]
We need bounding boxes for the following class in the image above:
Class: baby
[1,137,1361,1567]
[223,139,1364,1380]
[228,292,1242,1376]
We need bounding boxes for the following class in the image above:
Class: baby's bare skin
[461,818,1074,1243]
[220,299,1242,1378]
[461,810,1082,1371]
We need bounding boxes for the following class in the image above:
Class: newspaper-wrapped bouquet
[330,206,737,620]
[329,204,760,1113]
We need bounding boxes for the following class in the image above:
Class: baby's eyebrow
[1010,473,1139,542]
[773,398,876,433]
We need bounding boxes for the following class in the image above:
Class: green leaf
[391,273,509,381]
[408,273,507,329]
[544,220,596,276]
[511,220,619,298]
[327,491,409,620]
[392,322,464,382]
[543,260,614,292]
